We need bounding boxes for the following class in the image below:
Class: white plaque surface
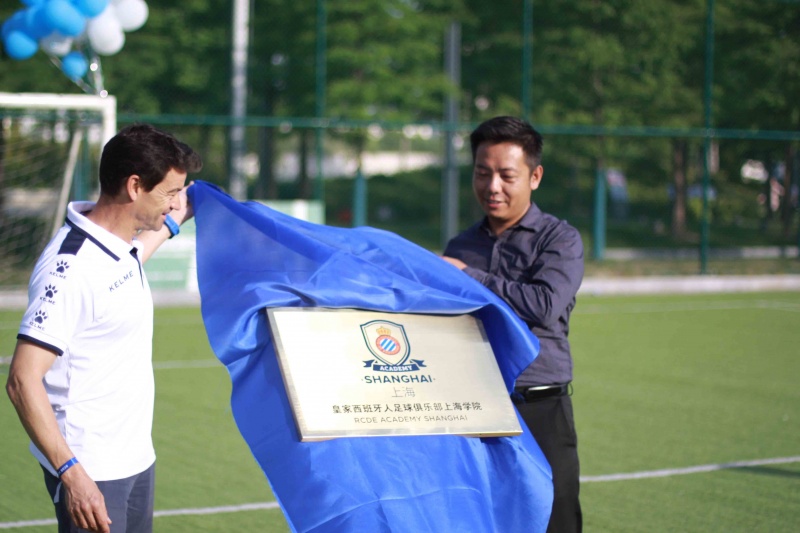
[267,308,522,442]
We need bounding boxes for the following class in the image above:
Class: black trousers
[516,394,582,533]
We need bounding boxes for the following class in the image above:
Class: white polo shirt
[17,201,156,481]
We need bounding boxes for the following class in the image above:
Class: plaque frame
[267,308,522,442]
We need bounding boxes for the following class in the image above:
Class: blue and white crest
[360,320,410,367]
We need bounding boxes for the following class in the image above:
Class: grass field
[1,291,799,532]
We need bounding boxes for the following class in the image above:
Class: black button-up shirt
[444,203,584,386]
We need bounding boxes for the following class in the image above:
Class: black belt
[511,383,571,404]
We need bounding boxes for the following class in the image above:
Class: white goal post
[0,93,117,146]
[0,92,117,289]
[0,93,200,298]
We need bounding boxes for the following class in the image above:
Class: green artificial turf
[1,293,798,532]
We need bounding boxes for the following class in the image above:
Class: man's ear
[529,165,543,191]
[125,175,141,200]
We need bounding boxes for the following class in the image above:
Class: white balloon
[40,31,74,57]
[113,0,148,32]
[87,6,125,55]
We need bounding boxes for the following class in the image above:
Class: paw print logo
[44,285,58,299]
[34,310,48,324]
[56,260,69,273]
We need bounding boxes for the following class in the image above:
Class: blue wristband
[57,457,79,477]
[164,214,180,238]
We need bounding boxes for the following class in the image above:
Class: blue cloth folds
[189,181,552,533]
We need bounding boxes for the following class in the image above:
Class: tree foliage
[1,0,797,226]
[3,0,796,129]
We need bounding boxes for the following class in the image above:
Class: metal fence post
[314,0,327,204]
[441,21,461,248]
[593,166,607,261]
[522,0,533,120]
[229,0,250,201]
[353,167,367,227]
[700,0,715,274]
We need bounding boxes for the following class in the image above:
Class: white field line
[577,299,800,315]
[154,501,280,516]
[580,455,800,483]
[1,299,796,329]
[0,316,204,330]
[2,299,798,333]
[153,359,220,369]
[2,457,799,529]
[0,358,220,368]
[3,299,798,365]
[0,502,281,530]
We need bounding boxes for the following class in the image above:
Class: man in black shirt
[443,116,584,532]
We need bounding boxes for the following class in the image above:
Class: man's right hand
[61,464,112,533]
[172,180,195,225]
[441,255,467,270]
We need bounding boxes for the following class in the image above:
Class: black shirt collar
[480,203,544,236]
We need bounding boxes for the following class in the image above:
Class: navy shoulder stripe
[63,219,120,261]
[17,334,64,356]
[58,227,87,256]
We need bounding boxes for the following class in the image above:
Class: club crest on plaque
[360,320,411,367]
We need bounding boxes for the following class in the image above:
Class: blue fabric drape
[189,181,552,532]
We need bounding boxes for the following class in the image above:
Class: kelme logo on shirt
[30,309,48,331]
[50,260,69,279]
[109,270,136,292]
[39,284,58,304]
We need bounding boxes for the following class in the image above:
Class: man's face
[472,141,542,235]
[134,168,187,233]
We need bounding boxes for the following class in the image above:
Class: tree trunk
[671,139,688,237]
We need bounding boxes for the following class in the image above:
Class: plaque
[267,308,522,441]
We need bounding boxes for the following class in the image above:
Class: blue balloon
[3,29,38,60]
[71,0,110,19]
[23,6,53,39]
[2,11,26,40]
[21,0,47,6]
[43,0,86,37]
[61,50,88,80]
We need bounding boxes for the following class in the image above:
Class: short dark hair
[98,124,203,196]
[470,116,543,169]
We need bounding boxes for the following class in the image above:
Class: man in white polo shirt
[6,124,202,533]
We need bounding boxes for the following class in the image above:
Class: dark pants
[516,393,582,533]
[42,462,156,533]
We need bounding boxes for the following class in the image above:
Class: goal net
[0,93,117,289]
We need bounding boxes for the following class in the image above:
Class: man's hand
[441,256,467,270]
[139,181,196,263]
[170,181,195,225]
[61,464,112,533]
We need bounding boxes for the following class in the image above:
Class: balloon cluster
[2,0,149,82]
